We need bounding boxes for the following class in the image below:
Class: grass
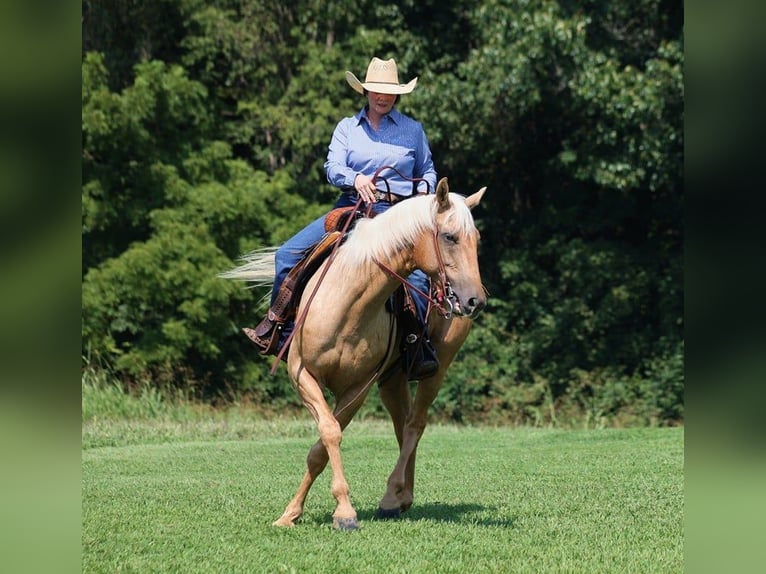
[83,413,683,573]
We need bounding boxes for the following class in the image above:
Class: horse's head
[416,178,487,319]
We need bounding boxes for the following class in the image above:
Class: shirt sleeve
[324,118,357,189]
[414,127,437,194]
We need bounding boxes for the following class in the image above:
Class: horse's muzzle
[455,296,485,319]
[464,296,486,319]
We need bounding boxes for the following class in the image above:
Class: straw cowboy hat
[345,57,418,95]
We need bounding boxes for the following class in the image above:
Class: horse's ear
[436,177,450,211]
[464,186,487,211]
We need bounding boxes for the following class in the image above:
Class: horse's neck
[326,254,412,321]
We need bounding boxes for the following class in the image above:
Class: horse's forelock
[443,193,478,236]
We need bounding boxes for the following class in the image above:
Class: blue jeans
[272,193,430,324]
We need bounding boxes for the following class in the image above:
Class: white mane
[220,192,478,290]
[335,193,476,272]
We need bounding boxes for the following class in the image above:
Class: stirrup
[243,315,282,356]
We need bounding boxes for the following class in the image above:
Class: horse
[225,177,486,530]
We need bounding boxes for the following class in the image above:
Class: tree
[81,0,684,424]
[411,0,683,419]
[82,52,323,394]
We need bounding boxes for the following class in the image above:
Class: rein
[272,165,449,375]
[370,165,455,319]
[274,192,397,407]
[373,225,457,320]
[372,165,431,197]
[270,196,367,373]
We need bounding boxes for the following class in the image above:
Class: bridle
[370,165,459,320]
[372,225,458,321]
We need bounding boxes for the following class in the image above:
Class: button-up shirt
[324,106,437,196]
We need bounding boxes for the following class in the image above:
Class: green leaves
[81,0,683,424]
[562,40,683,192]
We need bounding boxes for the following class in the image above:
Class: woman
[245,56,439,378]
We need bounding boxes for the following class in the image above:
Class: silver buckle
[375,191,402,203]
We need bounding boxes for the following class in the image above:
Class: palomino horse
[227,178,486,530]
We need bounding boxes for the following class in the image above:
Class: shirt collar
[356,105,401,126]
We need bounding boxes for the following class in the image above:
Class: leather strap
[271,199,365,372]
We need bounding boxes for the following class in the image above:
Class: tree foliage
[81,0,683,425]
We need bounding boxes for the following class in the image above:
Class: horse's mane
[335,193,476,272]
[220,192,477,292]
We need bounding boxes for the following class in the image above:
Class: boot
[242,233,340,359]
[403,333,439,380]
[243,313,282,356]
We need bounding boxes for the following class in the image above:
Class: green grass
[82,418,683,573]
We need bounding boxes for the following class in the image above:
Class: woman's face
[366,91,397,116]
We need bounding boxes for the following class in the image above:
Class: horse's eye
[443,233,458,244]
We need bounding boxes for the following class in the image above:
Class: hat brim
[345,71,418,95]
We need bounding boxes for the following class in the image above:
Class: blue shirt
[324,106,437,196]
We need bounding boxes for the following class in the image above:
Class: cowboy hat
[345,57,418,95]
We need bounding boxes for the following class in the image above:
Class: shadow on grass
[355,501,517,528]
[305,502,516,528]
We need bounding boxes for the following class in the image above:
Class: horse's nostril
[466,297,486,316]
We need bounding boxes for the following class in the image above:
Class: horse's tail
[218,247,278,288]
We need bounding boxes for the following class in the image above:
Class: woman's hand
[354,174,378,203]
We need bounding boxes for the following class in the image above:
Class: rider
[244,56,439,379]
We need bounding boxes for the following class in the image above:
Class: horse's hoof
[376,506,402,520]
[333,517,360,531]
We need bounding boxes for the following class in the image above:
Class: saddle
[245,205,372,356]
[246,203,436,379]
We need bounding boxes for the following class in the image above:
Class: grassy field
[82,415,683,573]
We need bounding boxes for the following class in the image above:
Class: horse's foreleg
[380,321,473,513]
[317,414,358,530]
[272,439,328,527]
[378,375,414,514]
[379,372,445,516]
[273,393,365,527]
[400,377,444,503]
[380,375,411,447]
